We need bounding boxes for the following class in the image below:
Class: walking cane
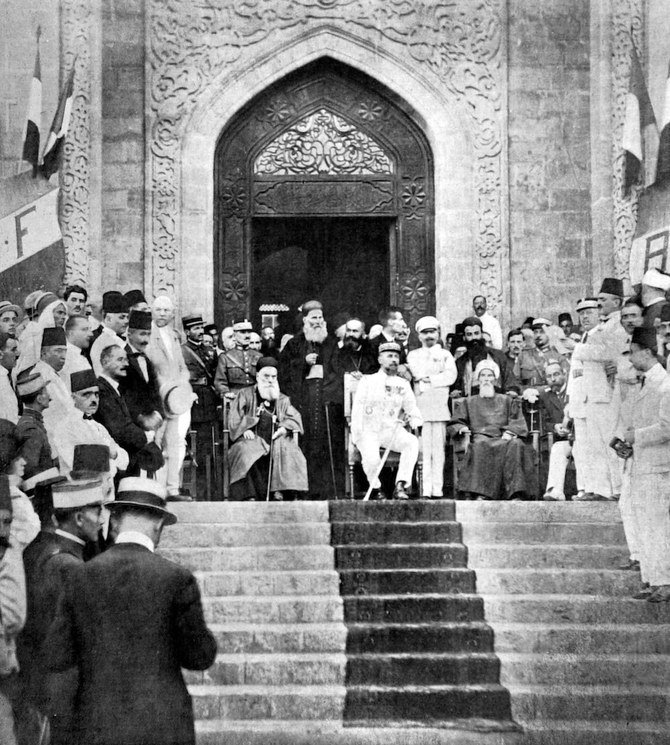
[266,414,277,502]
[363,419,403,501]
[324,402,338,499]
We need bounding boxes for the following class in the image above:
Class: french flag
[40,65,75,180]
[655,61,670,186]
[22,29,42,177]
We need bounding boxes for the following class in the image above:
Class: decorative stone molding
[59,0,94,286]
[147,0,506,311]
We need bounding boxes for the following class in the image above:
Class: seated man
[450,360,536,500]
[351,341,423,500]
[227,357,308,500]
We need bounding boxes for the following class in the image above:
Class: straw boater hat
[15,369,49,397]
[22,467,66,496]
[52,478,105,510]
[0,300,22,320]
[108,477,177,525]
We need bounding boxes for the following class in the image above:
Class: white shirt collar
[115,530,155,552]
[55,528,86,546]
[100,373,120,392]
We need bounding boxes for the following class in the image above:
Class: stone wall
[507,0,592,326]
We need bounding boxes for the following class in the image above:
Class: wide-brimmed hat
[159,381,192,416]
[22,467,66,495]
[108,477,177,525]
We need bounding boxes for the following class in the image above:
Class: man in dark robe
[228,358,308,500]
[451,360,536,500]
[279,300,339,498]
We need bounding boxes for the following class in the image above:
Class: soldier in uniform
[181,314,219,500]
[14,369,56,483]
[514,318,569,388]
[351,341,423,500]
[214,319,262,398]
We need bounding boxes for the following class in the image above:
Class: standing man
[61,314,93,389]
[34,327,78,437]
[351,342,423,500]
[472,294,503,350]
[63,285,88,318]
[0,333,19,423]
[453,317,516,396]
[260,326,278,357]
[43,477,217,745]
[515,318,569,388]
[407,316,457,498]
[214,319,262,397]
[616,327,670,602]
[368,306,408,363]
[558,312,574,338]
[181,314,219,500]
[14,369,56,484]
[147,295,193,500]
[0,301,21,337]
[640,268,670,328]
[89,292,130,374]
[279,300,339,498]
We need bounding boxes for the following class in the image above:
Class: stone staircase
[161,502,348,744]
[329,500,518,732]
[457,501,670,745]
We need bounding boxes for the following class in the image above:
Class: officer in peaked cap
[213,318,262,398]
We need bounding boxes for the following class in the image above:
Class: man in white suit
[146,295,193,500]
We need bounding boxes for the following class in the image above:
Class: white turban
[474,359,500,380]
[642,268,670,292]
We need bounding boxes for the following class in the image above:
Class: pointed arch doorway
[214,59,434,332]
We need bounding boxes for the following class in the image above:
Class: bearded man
[451,360,536,500]
[279,300,339,498]
[453,316,516,396]
[228,358,308,500]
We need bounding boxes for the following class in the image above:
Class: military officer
[214,319,262,398]
[514,318,569,387]
[14,369,57,483]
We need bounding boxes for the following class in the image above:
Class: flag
[655,61,670,186]
[40,65,75,179]
[622,45,659,195]
[22,28,42,177]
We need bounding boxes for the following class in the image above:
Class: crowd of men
[3,267,670,741]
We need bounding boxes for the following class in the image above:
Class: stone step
[497,652,670,687]
[192,684,345,720]
[162,522,331,548]
[507,684,670,723]
[493,623,670,654]
[331,522,462,544]
[335,544,467,569]
[345,622,494,654]
[338,568,475,596]
[185,653,346,686]
[210,623,347,654]
[474,568,640,596]
[461,521,626,546]
[330,501,456,523]
[195,720,524,745]
[455,502,621,524]
[346,652,500,686]
[344,684,512,722]
[518,719,670,745]
[196,570,340,597]
[342,595,484,624]
[169,501,330,523]
[203,596,343,624]
[467,544,627,569]
[162,545,335,571]
[481,595,670,625]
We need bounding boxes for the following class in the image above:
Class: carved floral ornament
[253,108,394,176]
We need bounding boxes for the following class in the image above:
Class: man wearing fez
[94,345,165,477]
[61,314,93,389]
[89,291,130,375]
[33,325,78,436]
[43,477,217,745]
[351,341,423,500]
[182,314,219,499]
[279,300,339,498]
[14,369,57,483]
[571,278,628,500]
[453,316,516,397]
[123,289,150,312]
[122,310,164,431]
[228,358,308,500]
[450,360,535,500]
[53,369,129,490]
[615,326,670,602]
[18,478,106,745]
[214,319,262,397]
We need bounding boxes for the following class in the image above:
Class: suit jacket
[94,376,164,473]
[43,542,217,745]
[121,344,164,421]
[537,386,568,428]
[146,324,190,386]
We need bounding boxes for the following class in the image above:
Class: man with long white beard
[351,342,423,500]
[453,316,516,396]
[451,360,535,500]
[279,300,339,498]
[227,358,308,500]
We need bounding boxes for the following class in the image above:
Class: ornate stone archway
[213,60,434,330]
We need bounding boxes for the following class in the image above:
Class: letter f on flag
[22,27,41,177]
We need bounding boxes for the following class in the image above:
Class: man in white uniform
[351,341,423,500]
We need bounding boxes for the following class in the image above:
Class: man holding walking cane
[351,342,423,500]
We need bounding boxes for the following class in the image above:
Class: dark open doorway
[251,216,392,331]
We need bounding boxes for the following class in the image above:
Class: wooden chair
[343,373,423,498]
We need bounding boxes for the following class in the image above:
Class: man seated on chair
[351,341,423,500]
[450,359,536,500]
[227,357,308,501]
